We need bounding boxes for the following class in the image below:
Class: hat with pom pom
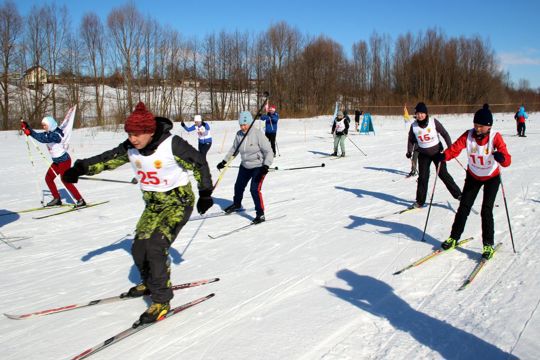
[124,102,156,133]
[473,104,493,126]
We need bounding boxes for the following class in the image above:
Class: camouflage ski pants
[132,184,194,303]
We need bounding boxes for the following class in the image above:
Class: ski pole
[213,91,269,190]
[421,162,441,242]
[280,163,325,171]
[23,131,44,204]
[79,177,138,185]
[275,140,280,157]
[347,136,367,156]
[499,175,516,253]
[454,157,467,171]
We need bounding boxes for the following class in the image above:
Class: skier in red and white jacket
[436,104,511,260]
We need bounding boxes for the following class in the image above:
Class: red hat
[124,102,156,133]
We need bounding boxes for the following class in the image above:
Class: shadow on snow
[325,269,518,360]
[81,234,183,284]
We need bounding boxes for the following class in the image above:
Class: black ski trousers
[265,132,277,156]
[517,122,526,136]
[198,142,212,158]
[450,173,500,246]
[416,152,461,205]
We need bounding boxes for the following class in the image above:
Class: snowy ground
[0,112,538,360]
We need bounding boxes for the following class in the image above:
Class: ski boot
[137,302,170,325]
[441,237,458,250]
[482,245,495,260]
[252,214,265,224]
[123,283,151,298]
[408,202,423,210]
[224,204,241,214]
[46,198,62,207]
[75,199,87,208]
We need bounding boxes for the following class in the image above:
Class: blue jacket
[182,122,212,144]
[30,127,70,163]
[260,112,279,134]
[515,106,528,120]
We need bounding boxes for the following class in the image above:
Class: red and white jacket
[443,129,511,181]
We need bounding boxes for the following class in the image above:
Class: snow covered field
[0,111,538,359]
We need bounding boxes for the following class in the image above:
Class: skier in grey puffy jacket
[217,111,274,223]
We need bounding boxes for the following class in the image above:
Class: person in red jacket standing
[436,104,511,260]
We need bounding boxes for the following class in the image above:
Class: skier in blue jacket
[260,105,279,156]
[181,115,212,157]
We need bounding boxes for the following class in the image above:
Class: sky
[13,0,540,89]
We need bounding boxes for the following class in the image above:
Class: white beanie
[41,116,58,131]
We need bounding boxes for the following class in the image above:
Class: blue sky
[14,0,540,89]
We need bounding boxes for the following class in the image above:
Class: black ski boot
[224,204,241,214]
[75,199,87,207]
[46,198,62,207]
[252,214,265,224]
[124,283,151,298]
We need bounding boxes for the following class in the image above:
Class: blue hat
[41,116,58,131]
[238,111,253,125]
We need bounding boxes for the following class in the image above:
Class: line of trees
[0,1,538,130]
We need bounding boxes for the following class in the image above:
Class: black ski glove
[62,160,86,183]
[405,152,412,159]
[261,165,269,175]
[217,160,226,170]
[196,189,214,215]
[493,152,505,163]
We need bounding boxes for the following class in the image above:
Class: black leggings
[450,173,500,246]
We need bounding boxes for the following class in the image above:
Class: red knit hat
[124,102,156,133]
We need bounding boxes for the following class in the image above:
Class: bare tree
[43,3,69,119]
[24,4,50,125]
[107,3,143,112]
[81,12,106,126]
[0,1,22,129]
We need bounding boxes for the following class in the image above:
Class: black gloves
[434,152,446,163]
[196,189,214,215]
[405,152,412,159]
[217,160,226,170]
[62,160,86,183]
[493,152,505,163]
[261,165,269,175]
[181,121,186,127]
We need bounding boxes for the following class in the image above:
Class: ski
[4,277,219,320]
[0,204,71,217]
[69,293,215,360]
[32,201,110,219]
[458,243,502,291]
[189,198,295,221]
[208,215,287,239]
[374,205,423,220]
[393,237,474,275]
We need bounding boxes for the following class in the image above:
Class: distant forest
[0,1,538,130]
